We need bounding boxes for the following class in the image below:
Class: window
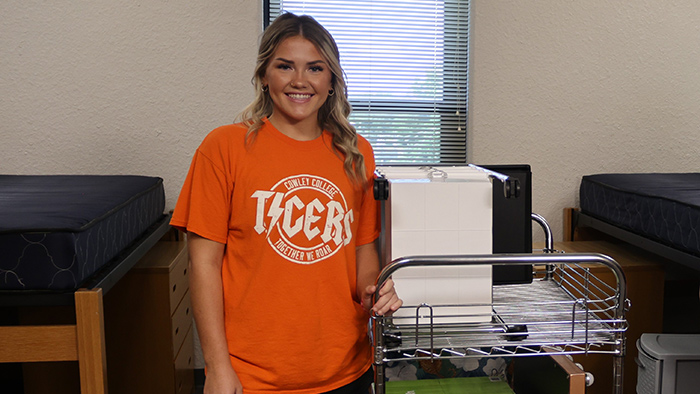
[265,0,470,164]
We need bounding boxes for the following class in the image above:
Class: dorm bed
[567,173,700,272]
[0,175,170,394]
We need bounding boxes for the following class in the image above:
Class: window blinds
[266,0,470,164]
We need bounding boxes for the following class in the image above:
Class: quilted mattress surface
[0,175,165,290]
[580,173,700,257]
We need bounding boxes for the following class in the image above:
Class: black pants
[322,367,373,394]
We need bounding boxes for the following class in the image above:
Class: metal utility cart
[371,252,629,394]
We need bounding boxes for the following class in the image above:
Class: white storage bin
[376,166,493,323]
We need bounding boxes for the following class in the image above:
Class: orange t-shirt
[171,119,380,393]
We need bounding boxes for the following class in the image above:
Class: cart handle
[373,253,628,320]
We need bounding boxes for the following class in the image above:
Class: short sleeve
[170,144,232,244]
[354,137,381,246]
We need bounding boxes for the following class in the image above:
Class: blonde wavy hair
[236,13,367,186]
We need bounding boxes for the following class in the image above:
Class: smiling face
[262,36,333,140]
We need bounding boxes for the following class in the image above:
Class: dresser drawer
[134,238,189,315]
[174,326,195,394]
[171,290,193,358]
[169,245,190,315]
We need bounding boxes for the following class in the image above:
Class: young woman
[171,13,402,394]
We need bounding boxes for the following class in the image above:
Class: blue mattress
[0,175,165,290]
[580,173,700,258]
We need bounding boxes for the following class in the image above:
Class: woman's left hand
[361,278,402,316]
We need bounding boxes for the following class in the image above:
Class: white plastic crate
[377,166,493,323]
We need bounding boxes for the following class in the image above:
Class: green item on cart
[385,377,514,394]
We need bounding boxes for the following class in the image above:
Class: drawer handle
[175,327,179,335]
[186,307,190,316]
[183,268,188,276]
[172,284,177,293]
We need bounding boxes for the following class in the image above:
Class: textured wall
[469,0,700,241]
[1,0,260,210]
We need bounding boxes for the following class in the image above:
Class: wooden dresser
[104,235,194,394]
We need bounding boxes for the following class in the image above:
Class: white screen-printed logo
[252,174,354,264]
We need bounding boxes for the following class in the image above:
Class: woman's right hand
[203,364,243,394]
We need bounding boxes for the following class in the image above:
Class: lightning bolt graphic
[266,192,285,238]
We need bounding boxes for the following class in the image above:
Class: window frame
[264,0,470,165]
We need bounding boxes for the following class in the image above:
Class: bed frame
[565,208,700,273]
[0,214,172,394]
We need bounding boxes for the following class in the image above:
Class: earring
[328,89,335,96]
[261,85,269,93]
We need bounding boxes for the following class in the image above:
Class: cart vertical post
[372,315,386,394]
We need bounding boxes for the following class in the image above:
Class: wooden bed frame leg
[75,288,108,394]
[563,207,578,242]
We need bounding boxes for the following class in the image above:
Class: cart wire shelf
[371,253,629,394]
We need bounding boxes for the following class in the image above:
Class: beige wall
[3,0,700,239]
[469,1,700,240]
[1,0,261,210]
